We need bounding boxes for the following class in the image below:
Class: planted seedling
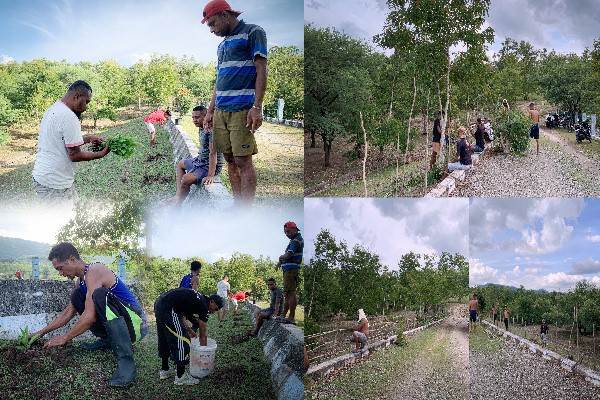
[94,133,136,158]
[15,326,39,350]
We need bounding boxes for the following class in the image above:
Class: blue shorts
[260,308,275,318]
[183,159,221,185]
[529,124,539,139]
[469,310,478,322]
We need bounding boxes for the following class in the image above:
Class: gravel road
[458,127,600,197]
[469,328,600,399]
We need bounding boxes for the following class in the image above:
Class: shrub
[496,110,531,155]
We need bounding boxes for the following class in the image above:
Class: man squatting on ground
[248,277,283,336]
[144,108,171,147]
[30,242,148,388]
[230,290,250,316]
[348,309,370,353]
[163,105,224,206]
[275,221,303,324]
[469,294,479,333]
[32,80,110,208]
[155,288,223,385]
[202,0,268,207]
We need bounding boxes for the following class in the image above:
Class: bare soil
[142,173,173,185]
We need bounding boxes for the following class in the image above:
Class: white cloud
[469,259,498,286]
[512,266,520,275]
[524,267,542,274]
[1,54,15,64]
[585,235,600,243]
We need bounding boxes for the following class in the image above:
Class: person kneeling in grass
[154,288,223,385]
[248,278,283,336]
[30,242,148,388]
[348,309,369,353]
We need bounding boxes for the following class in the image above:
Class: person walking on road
[469,294,479,333]
[529,102,540,155]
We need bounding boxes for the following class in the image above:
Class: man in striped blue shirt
[202,0,268,208]
[275,221,303,325]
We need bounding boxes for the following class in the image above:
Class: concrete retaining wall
[482,320,600,387]
[425,143,490,197]
[0,279,143,340]
[246,303,304,400]
[162,120,233,209]
[307,317,445,381]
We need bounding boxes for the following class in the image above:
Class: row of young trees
[303,229,469,323]
[474,281,600,335]
[0,46,303,143]
[306,0,600,169]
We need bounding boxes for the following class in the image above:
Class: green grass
[180,115,304,202]
[0,309,276,400]
[306,327,443,400]
[469,324,503,354]
[314,158,439,198]
[0,118,176,205]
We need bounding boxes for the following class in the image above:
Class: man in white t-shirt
[216,275,232,324]
[32,80,110,208]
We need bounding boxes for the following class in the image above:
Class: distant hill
[0,236,52,260]
[479,282,549,294]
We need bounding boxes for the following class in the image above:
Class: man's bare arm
[67,144,109,162]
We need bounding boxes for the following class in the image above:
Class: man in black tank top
[154,288,223,385]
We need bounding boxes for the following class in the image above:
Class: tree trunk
[324,140,331,167]
[310,127,316,148]
[360,111,368,197]
[402,76,417,195]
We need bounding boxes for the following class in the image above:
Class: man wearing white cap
[348,309,370,353]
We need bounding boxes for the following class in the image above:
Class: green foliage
[495,109,530,155]
[427,163,444,185]
[15,326,39,350]
[305,230,468,322]
[0,127,9,146]
[57,198,145,255]
[265,46,304,119]
[107,132,136,158]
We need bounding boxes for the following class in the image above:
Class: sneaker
[159,369,176,380]
[174,372,200,385]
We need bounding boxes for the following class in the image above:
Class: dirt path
[459,126,600,197]
[470,326,600,399]
[392,304,469,400]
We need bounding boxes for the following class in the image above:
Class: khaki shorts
[213,109,258,157]
[432,142,440,153]
[283,268,300,293]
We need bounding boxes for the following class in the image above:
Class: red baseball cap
[202,0,242,24]
[284,221,299,230]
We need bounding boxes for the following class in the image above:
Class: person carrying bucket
[154,288,223,385]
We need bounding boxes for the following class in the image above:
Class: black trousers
[154,296,192,366]
[70,288,144,343]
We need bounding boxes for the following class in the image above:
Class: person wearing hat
[446,126,472,173]
[540,319,549,345]
[201,0,268,208]
[275,221,303,324]
[348,309,369,353]
[154,288,223,385]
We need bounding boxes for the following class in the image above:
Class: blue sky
[0,0,303,66]
[469,198,600,292]
[304,198,470,271]
[305,0,600,58]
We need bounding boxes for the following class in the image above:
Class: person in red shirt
[230,291,250,316]
[144,109,172,147]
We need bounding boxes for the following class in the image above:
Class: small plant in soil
[15,326,39,350]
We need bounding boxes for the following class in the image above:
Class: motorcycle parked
[575,120,592,143]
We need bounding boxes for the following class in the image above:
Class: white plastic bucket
[190,337,217,378]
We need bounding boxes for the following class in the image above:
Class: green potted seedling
[15,326,40,350]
